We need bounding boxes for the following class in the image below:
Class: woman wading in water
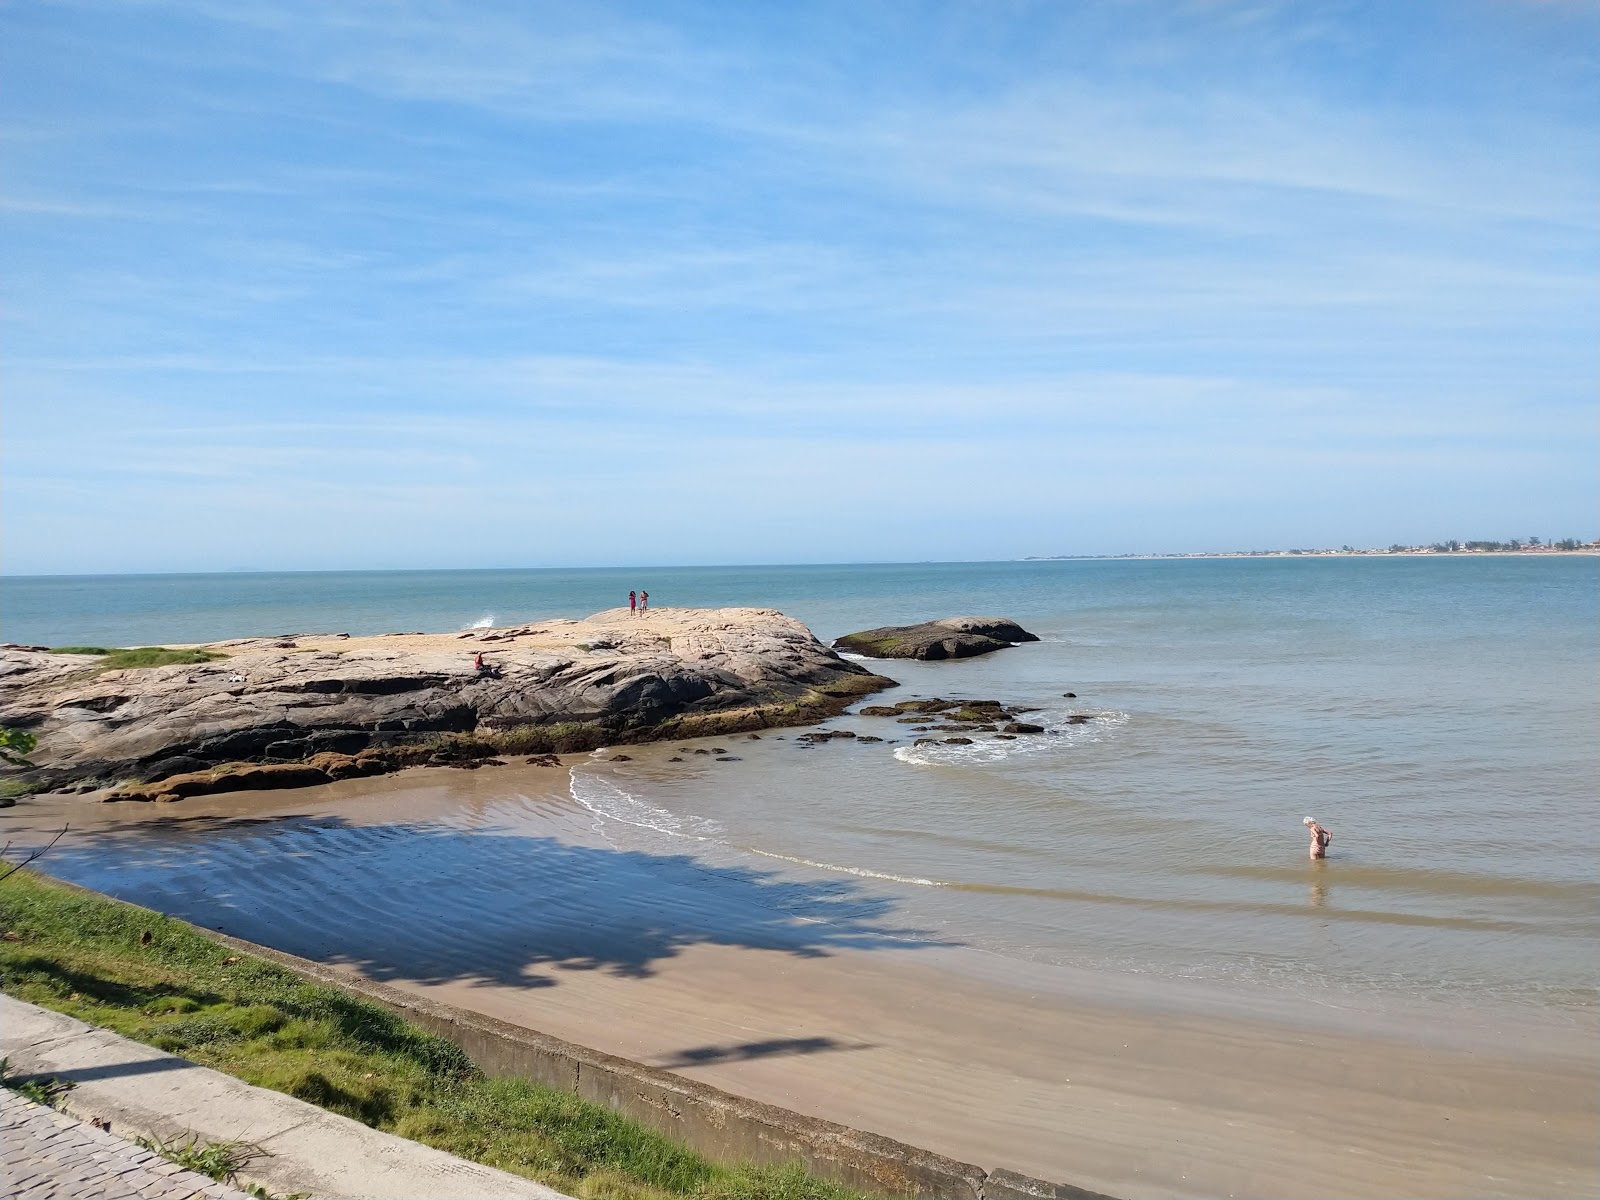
[1303,816,1332,860]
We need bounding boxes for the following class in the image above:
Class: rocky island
[833,616,1039,660]
[0,608,895,801]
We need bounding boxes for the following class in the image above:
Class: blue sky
[2,0,1596,574]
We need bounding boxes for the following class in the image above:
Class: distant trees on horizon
[1419,537,1589,553]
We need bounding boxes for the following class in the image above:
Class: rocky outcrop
[845,697,1092,747]
[0,608,896,795]
[833,617,1039,661]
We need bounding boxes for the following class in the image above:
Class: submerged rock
[833,618,1039,661]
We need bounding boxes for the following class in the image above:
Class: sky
[2,0,1596,574]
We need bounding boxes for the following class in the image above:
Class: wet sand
[10,767,1597,1200]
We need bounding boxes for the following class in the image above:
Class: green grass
[100,647,227,669]
[127,1131,309,1199]
[0,872,871,1200]
[132,1130,264,1182]
[49,646,226,668]
[0,779,47,803]
[1,1054,73,1106]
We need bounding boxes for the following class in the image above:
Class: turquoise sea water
[4,557,1597,1015]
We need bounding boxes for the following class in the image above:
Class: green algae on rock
[832,618,1038,661]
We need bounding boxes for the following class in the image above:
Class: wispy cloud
[2,0,1595,572]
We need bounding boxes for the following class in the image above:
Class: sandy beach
[10,763,1595,1200]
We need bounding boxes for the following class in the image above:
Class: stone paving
[0,1087,257,1199]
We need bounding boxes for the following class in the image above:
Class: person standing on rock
[639,590,649,613]
[629,590,637,616]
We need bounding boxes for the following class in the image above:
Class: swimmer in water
[1303,816,1331,860]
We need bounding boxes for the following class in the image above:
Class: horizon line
[5,543,1598,581]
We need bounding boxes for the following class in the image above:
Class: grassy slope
[0,871,865,1200]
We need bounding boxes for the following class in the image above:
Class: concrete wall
[197,928,1119,1200]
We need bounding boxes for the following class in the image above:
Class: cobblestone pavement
[0,1087,257,1200]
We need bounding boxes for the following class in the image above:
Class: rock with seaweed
[832,617,1039,661]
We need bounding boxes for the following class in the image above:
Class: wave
[464,613,496,629]
[893,708,1130,766]
[1190,861,1600,905]
[569,766,939,887]
[743,847,944,888]
[565,767,1557,935]
[935,878,1568,935]
[568,769,724,840]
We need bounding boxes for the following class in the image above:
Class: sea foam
[893,708,1129,767]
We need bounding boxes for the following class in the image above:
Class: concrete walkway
[0,993,572,1200]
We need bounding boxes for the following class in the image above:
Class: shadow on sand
[650,1036,876,1070]
[40,812,953,992]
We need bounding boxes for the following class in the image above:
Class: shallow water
[6,556,1597,1016]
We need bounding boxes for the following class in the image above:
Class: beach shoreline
[8,766,1595,1200]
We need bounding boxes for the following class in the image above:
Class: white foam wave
[893,709,1130,767]
[569,768,943,889]
[568,768,723,840]
[835,651,871,661]
[465,613,495,629]
[744,847,943,888]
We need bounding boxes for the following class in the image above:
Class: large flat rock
[0,608,894,789]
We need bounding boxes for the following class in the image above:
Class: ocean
[4,556,1597,1019]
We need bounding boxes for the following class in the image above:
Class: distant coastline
[1026,540,1600,561]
